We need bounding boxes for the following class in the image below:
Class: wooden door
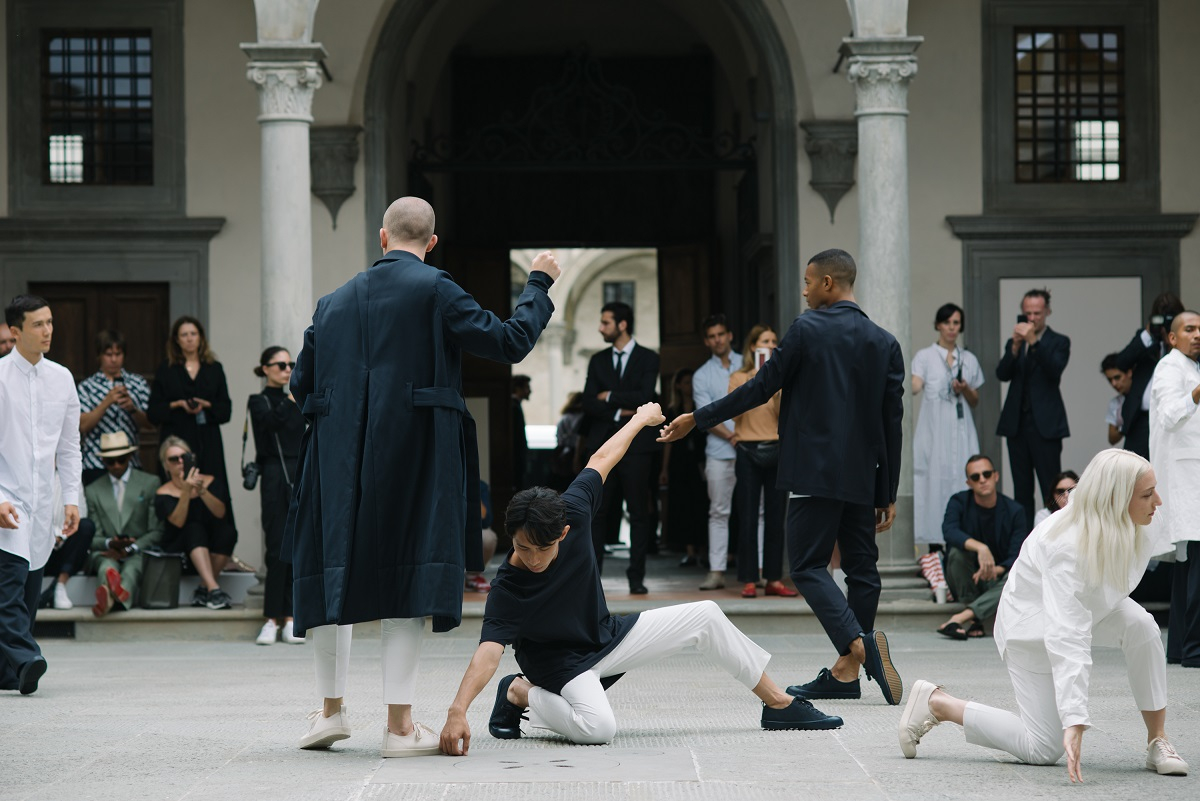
[656,243,714,383]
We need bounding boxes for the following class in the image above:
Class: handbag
[738,441,780,469]
[242,394,294,491]
[139,548,184,609]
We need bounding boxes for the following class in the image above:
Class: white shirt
[0,351,82,569]
[1105,394,1123,429]
[111,465,132,504]
[1149,348,1200,548]
[610,339,637,422]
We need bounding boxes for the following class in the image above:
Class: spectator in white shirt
[0,295,82,695]
[1101,353,1134,448]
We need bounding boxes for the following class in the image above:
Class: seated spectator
[85,432,163,616]
[154,435,237,610]
[78,330,152,487]
[1101,354,1135,450]
[1033,470,1078,528]
[0,321,15,356]
[38,473,95,610]
[466,480,499,593]
[936,455,1029,640]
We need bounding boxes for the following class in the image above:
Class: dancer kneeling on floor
[439,402,840,753]
[898,448,1188,781]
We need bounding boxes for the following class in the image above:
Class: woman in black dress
[249,347,305,645]
[148,316,233,503]
[659,368,708,567]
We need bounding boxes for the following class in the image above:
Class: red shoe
[764,580,799,597]
[465,574,491,593]
[93,585,114,618]
[105,567,131,604]
[741,582,757,598]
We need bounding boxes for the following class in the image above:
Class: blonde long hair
[1043,448,1150,590]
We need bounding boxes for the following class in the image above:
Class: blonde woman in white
[897,448,1187,781]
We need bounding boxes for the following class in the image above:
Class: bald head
[1169,310,1200,359]
[1170,311,1200,336]
[382,197,436,247]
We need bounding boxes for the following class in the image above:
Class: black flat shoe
[937,621,968,641]
[761,697,843,730]
[629,584,648,595]
[678,555,698,567]
[862,630,903,705]
[488,674,527,739]
[18,656,47,695]
[786,667,861,700]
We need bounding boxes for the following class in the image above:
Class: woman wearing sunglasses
[248,347,306,645]
[1033,470,1078,528]
[899,448,1188,780]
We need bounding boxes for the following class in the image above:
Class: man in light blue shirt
[691,314,740,590]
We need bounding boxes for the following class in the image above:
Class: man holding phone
[78,330,151,487]
[995,289,1071,528]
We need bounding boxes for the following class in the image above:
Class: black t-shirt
[975,504,997,552]
[480,469,639,694]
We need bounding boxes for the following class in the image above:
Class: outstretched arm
[585,403,666,483]
[440,641,506,756]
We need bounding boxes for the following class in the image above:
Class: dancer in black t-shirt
[439,403,841,753]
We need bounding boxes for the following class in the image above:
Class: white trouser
[526,601,771,744]
[963,598,1167,766]
[312,618,424,704]
[705,458,736,570]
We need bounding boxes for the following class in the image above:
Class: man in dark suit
[660,248,906,710]
[1113,292,1185,459]
[287,197,560,757]
[995,288,1070,528]
[581,301,659,595]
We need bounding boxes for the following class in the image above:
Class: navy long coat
[285,250,555,634]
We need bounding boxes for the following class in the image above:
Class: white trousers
[312,618,424,704]
[963,598,1168,766]
[705,458,736,570]
[526,601,771,744]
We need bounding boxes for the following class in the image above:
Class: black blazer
[581,342,660,455]
[693,301,904,508]
[995,327,1071,439]
[940,490,1029,569]
[1114,329,1161,458]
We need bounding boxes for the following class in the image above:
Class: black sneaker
[205,588,233,610]
[787,667,861,700]
[862,630,903,705]
[488,674,527,740]
[191,586,209,607]
[761,697,843,730]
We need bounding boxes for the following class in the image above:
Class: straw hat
[98,431,138,459]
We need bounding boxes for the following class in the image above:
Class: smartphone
[755,347,771,370]
[181,452,196,476]
[1016,314,1028,324]
[186,398,200,410]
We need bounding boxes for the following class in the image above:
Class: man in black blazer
[995,289,1070,528]
[581,301,660,594]
[660,248,906,709]
[1112,292,1186,459]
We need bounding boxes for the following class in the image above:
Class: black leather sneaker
[786,667,862,700]
[761,697,843,730]
[862,630,903,705]
[488,674,528,739]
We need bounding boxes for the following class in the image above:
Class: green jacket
[85,469,164,551]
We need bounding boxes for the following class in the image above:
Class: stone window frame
[982,0,1160,213]
[7,0,185,216]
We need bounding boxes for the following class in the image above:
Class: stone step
[43,572,261,607]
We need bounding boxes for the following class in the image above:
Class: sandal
[936,621,968,641]
[966,621,986,638]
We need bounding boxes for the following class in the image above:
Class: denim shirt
[692,351,740,460]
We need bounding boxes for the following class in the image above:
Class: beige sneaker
[699,571,725,590]
[897,679,942,759]
[1146,737,1188,775]
[382,722,441,758]
[299,705,351,750]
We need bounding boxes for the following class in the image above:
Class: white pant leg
[1092,597,1168,711]
[528,672,616,745]
[380,617,424,705]
[706,458,736,570]
[963,660,1065,766]
[313,624,353,699]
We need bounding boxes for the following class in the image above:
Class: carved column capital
[246,61,323,123]
[800,120,858,223]
[842,36,923,118]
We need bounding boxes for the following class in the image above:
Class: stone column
[844,33,928,600]
[242,32,326,354]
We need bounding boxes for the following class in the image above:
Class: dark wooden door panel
[657,243,713,381]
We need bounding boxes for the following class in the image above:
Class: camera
[1150,313,1175,340]
[242,461,261,490]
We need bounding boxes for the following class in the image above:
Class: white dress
[912,344,984,545]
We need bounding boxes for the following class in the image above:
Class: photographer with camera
[154,436,237,610]
[1113,292,1185,459]
[247,347,305,645]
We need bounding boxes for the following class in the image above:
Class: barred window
[603,281,636,309]
[1014,28,1124,183]
[42,31,153,185]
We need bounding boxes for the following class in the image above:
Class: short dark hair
[254,345,288,377]
[512,374,531,390]
[95,329,126,356]
[934,303,964,332]
[701,313,728,335]
[964,453,994,474]
[806,248,857,287]
[1151,291,1185,319]
[601,301,634,335]
[1023,288,1051,307]
[505,487,568,547]
[1100,353,1120,373]
[5,294,48,329]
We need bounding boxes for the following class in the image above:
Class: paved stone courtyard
[4,619,1199,800]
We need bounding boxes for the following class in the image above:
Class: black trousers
[260,464,294,620]
[1006,415,1062,528]
[592,451,652,587]
[0,550,43,690]
[42,518,95,579]
[1167,542,1200,667]
[735,445,786,583]
[787,496,879,655]
[1124,411,1151,460]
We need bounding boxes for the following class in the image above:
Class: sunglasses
[265,361,295,370]
[165,454,187,464]
[102,454,131,465]
[968,470,996,482]
[1054,486,1075,496]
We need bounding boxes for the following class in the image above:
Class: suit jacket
[995,327,1071,439]
[940,490,1028,569]
[1115,329,1161,457]
[84,468,164,549]
[581,342,660,455]
[285,250,554,634]
[693,301,904,508]
[1149,347,1200,545]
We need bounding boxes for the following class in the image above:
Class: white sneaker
[299,705,351,750]
[1146,737,1188,775]
[698,571,725,590]
[256,620,278,645]
[53,582,73,610]
[281,620,305,644]
[381,722,441,757]
[898,679,942,759]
